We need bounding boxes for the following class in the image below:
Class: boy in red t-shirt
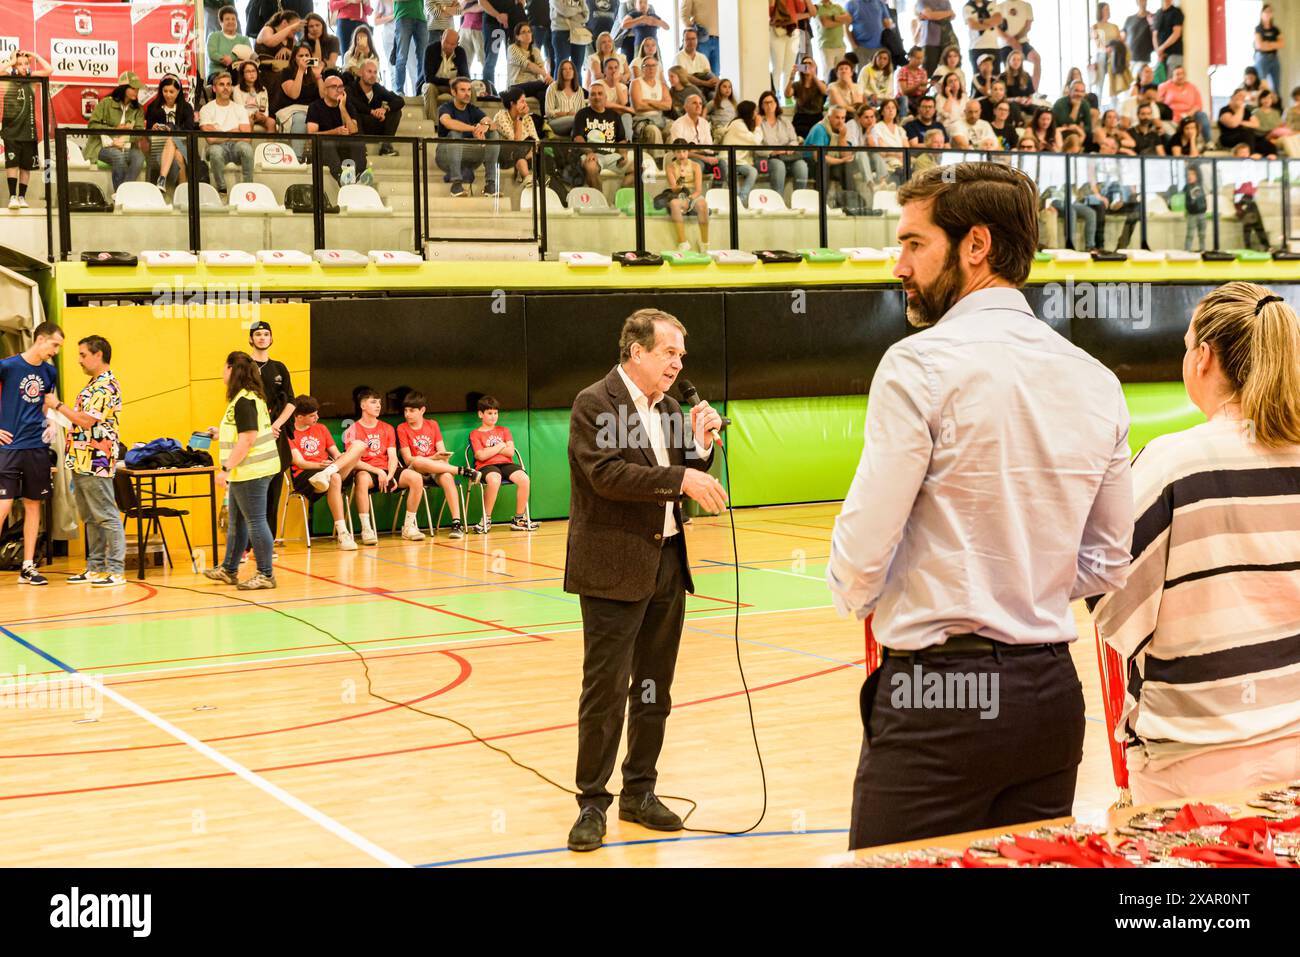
[344,388,426,544]
[396,391,482,540]
[469,395,538,533]
[288,395,367,550]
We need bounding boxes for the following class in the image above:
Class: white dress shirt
[827,287,1134,650]
[616,364,712,539]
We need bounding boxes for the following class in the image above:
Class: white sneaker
[677,241,691,252]
[337,529,358,551]
[6,197,17,210]
[360,527,378,545]
[17,197,28,209]
[401,524,425,541]
[308,468,333,492]
[92,574,127,587]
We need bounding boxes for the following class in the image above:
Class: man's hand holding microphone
[679,380,728,515]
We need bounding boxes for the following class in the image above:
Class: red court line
[0,651,472,758]
[425,539,568,572]
[0,658,863,801]
[3,581,159,626]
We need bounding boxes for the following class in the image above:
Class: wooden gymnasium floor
[0,502,1118,867]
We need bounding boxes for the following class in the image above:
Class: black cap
[249,320,273,335]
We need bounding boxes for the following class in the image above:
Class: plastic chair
[254,141,306,171]
[747,188,788,213]
[174,182,226,210]
[114,181,172,212]
[228,181,288,214]
[704,187,730,213]
[463,444,530,530]
[567,186,619,215]
[337,184,393,214]
[614,186,666,217]
[276,468,315,549]
[791,188,821,214]
[873,190,900,212]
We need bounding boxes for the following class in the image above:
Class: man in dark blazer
[423,28,470,98]
[565,308,727,852]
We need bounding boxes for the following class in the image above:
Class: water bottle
[193,548,206,575]
[340,160,356,186]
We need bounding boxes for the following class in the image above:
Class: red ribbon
[1158,803,1234,831]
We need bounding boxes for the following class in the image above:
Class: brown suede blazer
[564,366,713,602]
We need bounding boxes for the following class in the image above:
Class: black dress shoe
[618,792,683,831]
[567,806,606,852]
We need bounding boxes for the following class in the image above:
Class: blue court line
[417,828,851,867]
[0,624,76,673]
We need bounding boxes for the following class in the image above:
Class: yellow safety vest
[218,389,279,482]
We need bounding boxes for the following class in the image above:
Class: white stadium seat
[747,188,789,214]
[257,249,313,266]
[705,188,730,213]
[174,182,226,210]
[337,184,393,214]
[228,182,288,214]
[254,142,306,171]
[114,182,171,212]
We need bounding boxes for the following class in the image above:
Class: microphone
[676,378,730,443]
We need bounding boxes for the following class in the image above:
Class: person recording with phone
[564,308,725,853]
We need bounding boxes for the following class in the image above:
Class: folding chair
[113,470,196,572]
[387,469,470,535]
[463,445,531,531]
[276,468,315,549]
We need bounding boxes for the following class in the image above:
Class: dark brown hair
[619,308,687,362]
[897,162,1039,286]
[225,351,266,402]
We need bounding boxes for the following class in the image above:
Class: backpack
[124,438,183,469]
[67,180,113,212]
[284,183,339,214]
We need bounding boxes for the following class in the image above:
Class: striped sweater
[1092,416,1300,771]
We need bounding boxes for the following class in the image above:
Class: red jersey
[470,425,513,467]
[344,419,396,470]
[289,422,335,476]
[397,419,443,459]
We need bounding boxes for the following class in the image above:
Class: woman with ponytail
[1094,283,1300,802]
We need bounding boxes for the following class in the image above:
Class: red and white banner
[1,0,198,126]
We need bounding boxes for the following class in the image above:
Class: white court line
[74,669,411,868]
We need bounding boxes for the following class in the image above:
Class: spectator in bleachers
[596,56,635,137]
[914,0,955,76]
[662,138,709,252]
[930,44,965,95]
[786,54,827,138]
[574,81,632,186]
[615,1,667,63]
[397,391,480,540]
[998,0,1040,89]
[757,88,807,196]
[508,21,554,115]
[969,51,995,99]
[1093,108,1134,153]
[347,60,404,155]
[1028,106,1060,151]
[255,10,303,74]
[236,60,275,133]
[934,73,964,130]
[391,0,426,95]
[209,6,254,82]
[424,26,469,97]
[1180,165,1206,250]
[1159,65,1209,143]
[526,0,554,76]
[910,126,946,172]
[904,93,944,146]
[551,0,591,75]
[1255,88,1290,144]
[950,97,995,150]
[895,45,928,115]
[706,78,737,139]
[828,59,864,110]
[679,0,720,75]
[847,100,888,183]
[588,0,619,44]
[770,1,813,98]
[1287,86,1300,132]
[436,76,502,196]
[666,66,703,117]
[720,99,761,205]
[669,91,725,184]
[307,70,371,184]
[980,79,1020,126]
[344,26,383,81]
[805,103,859,196]
[1255,5,1283,101]
[964,1,1000,73]
[1088,134,1140,249]
[631,55,672,142]
[457,1,487,82]
[630,35,661,80]
[469,395,538,531]
[868,96,907,179]
[675,26,718,94]
[272,44,324,160]
[999,48,1034,105]
[987,97,1018,149]
[1090,3,1122,104]
[144,75,197,192]
[426,0,459,46]
[844,0,891,57]
[330,1,373,56]
[586,32,628,88]
[1240,67,1264,108]
[858,47,893,104]
[493,87,540,186]
[1170,114,1202,157]
[199,72,253,194]
[1218,88,1276,159]
[1130,101,1167,155]
[1,50,51,210]
[1122,0,1153,76]
[86,72,146,193]
[1151,0,1183,73]
[345,387,427,544]
[1052,79,1093,148]
[815,2,851,77]
[246,0,299,39]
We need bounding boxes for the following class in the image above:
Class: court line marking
[0,623,412,868]
[418,828,852,867]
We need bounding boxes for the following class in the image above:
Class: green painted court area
[3,557,834,681]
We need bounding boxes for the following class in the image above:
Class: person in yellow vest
[204,351,279,590]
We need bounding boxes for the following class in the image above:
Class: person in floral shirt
[63,335,125,586]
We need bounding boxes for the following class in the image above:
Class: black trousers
[849,643,1085,850]
[575,536,687,811]
[264,436,290,539]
